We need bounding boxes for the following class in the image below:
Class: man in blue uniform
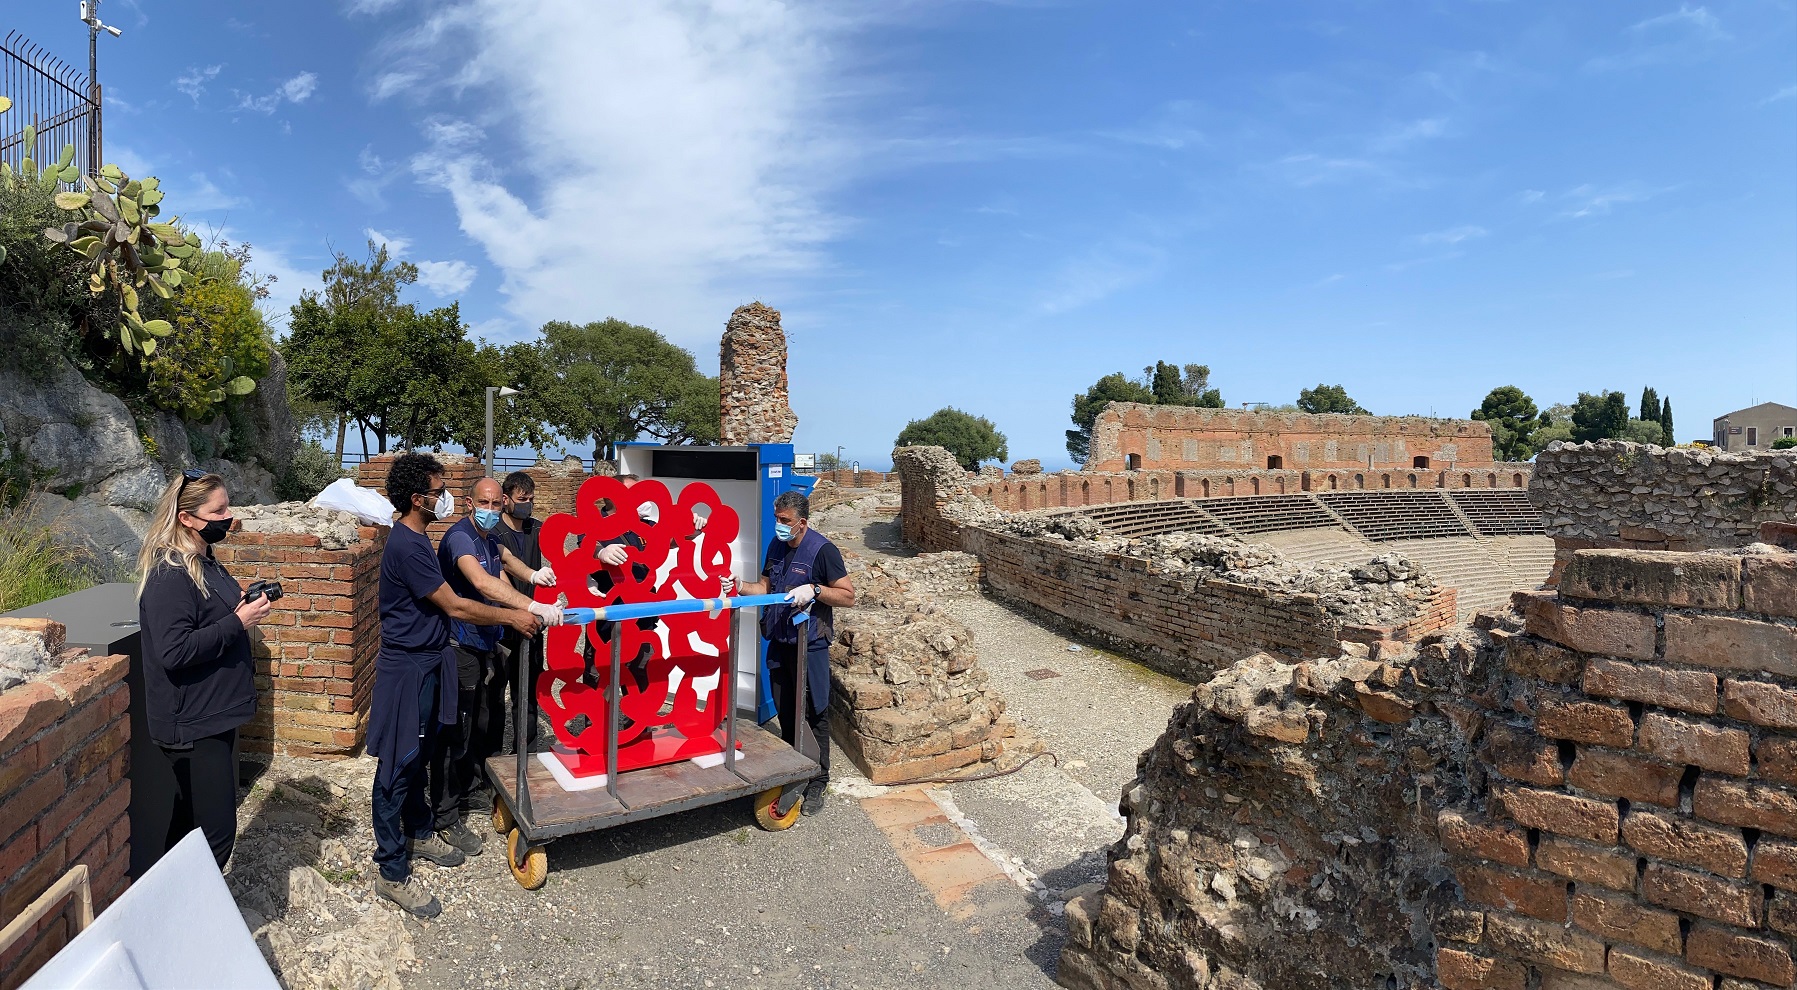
[733,490,855,816]
[493,471,546,753]
[435,476,561,856]
[368,453,547,919]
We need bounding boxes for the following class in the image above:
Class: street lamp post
[485,386,520,478]
[835,445,843,476]
[79,1,122,174]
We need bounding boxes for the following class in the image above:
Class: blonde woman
[137,469,271,869]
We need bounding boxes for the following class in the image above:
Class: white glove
[530,565,557,587]
[598,544,630,566]
[692,509,709,532]
[527,601,565,626]
[718,575,736,596]
[785,583,817,608]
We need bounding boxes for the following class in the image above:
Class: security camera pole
[79,0,121,173]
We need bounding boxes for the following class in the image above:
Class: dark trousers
[372,670,440,882]
[432,645,503,828]
[768,642,830,785]
[160,729,239,869]
[500,632,543,753]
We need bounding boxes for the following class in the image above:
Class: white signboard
[793,453,815,469]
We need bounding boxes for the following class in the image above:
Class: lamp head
[498,386,521,398]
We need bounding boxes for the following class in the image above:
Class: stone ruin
[718,301,798,445]
[830,553,1025,784]
[1056,445,1797,990]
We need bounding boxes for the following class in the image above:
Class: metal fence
[0,31,100,180]
[335,452,597,474]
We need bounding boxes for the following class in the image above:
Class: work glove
[527,601,565,627]
[718,575,737,596]
[785,583,817,608]
[530,565,557,586]
[597,544,630,566]
[692,509,709,532]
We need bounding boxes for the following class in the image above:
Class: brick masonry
[719,301,797,446]
[0,619,130,990]
[355,451,486,545]
[213,524,387,758]
[1085,403,1497,474]
[1055,541,1797,990]
[970,463,1532,513]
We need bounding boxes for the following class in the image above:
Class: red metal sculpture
[534,476,740,776]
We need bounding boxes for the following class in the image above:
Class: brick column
[214,527,387,758]
[0,620,130,989]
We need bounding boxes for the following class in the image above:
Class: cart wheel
[507,828,548,890]
[753,787,801,831]
[491,795,514,836]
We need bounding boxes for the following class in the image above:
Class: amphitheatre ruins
[1,303,1793,990]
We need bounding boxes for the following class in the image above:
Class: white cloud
[345,0,406,14]
[1414,224,1487,245]
[1268,153,1383,187]
[1368,116,1448,153]
[1762,85,1797,105]
[416,259,478,296]
[280,72,319,103]
[174,65,222,104]
[184,173,245,212]
[1516,189,1545,204]
[1559,182,1673,219]
[364,227,412,256]
[1035,242,1164,315]
[383,0,849,346]
[238,71,320,114]
[370,71,421,102]
[1629,5,1728,39]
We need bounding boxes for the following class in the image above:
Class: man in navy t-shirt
[368,453,549,919]
[432,476,560,855]
[733,490,856,817]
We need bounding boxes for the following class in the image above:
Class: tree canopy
[1569,391,1631,443]
[1065,360,1223,463]
[1296,383,1370,415]
[897,408,1008,471]
[1470,385,1545,461]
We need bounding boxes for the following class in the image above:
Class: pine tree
[1659,398,1673,445]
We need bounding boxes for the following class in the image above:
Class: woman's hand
[234,592,273,630]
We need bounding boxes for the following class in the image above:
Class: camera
[242,580,284,604]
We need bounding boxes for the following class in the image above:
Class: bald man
[432,477,561,855]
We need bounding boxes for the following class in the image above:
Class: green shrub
[276,440,344,502]
[0,179,88,369]
[1773,437,1797,450]
[0,484,93,612]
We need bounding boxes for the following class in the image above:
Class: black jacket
[138,550,257,745]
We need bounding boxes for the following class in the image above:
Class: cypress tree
[1640,386,1660,423]
[1659,398,1673,445]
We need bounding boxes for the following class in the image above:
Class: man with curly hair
[367,452,547,918]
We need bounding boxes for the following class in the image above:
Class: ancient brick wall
[967,464,1532,513]
[520,461,592,518]
[0,621,130,989]
[215,521,387,758]
[355,451,485,543]
[1058,537,1797,990]
[1533,441,1797,585]
[719,301,797,445]
[1086,403,1496,474]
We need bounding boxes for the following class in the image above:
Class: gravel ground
[384,494,1190,990]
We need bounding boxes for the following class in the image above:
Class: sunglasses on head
[179,468,206,491]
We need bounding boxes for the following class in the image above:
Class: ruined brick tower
[719,302,798,445]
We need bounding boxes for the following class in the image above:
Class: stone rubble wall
[1532,441,1797,586]
[0,619,130,989]
[1058,536,1797,990]
[718,302,798,445]
[219,505,387,758]
[1086,403,1497,474]
[829,555,1023,784]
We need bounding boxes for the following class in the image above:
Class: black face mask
[198,516,233,545]
[509,502,533,520]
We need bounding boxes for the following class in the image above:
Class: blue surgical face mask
[473,507,502,531]
[774,522,795,542]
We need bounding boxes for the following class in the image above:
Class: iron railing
[0,31,100,180]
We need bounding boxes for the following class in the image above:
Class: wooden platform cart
[485,613,823,889]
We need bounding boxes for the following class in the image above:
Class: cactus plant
[42,162,201,358]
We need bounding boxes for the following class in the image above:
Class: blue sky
[9,1,1794,469]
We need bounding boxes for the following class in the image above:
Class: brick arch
[1407,473,1417,488]
[1201,478,1211,497]
[1354,473,1365,489]
[1328,473,1339,490]
[1081,480,1091,506]
[1149,476,1160,498]
[1512,473,1524,488]
[1251,477,1261,495]
[1488,473,1498,487]
[1462,473,1472,488]
[1381,473,1391,489]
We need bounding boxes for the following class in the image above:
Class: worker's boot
[407,833,466,868]
[439,820,484,857]
[800,776,828,816]
[374,874,442,919]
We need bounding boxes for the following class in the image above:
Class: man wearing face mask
[731,490,856,817]
[434,476,561,856]
[368,453,549,918]
[493,471,545,753]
